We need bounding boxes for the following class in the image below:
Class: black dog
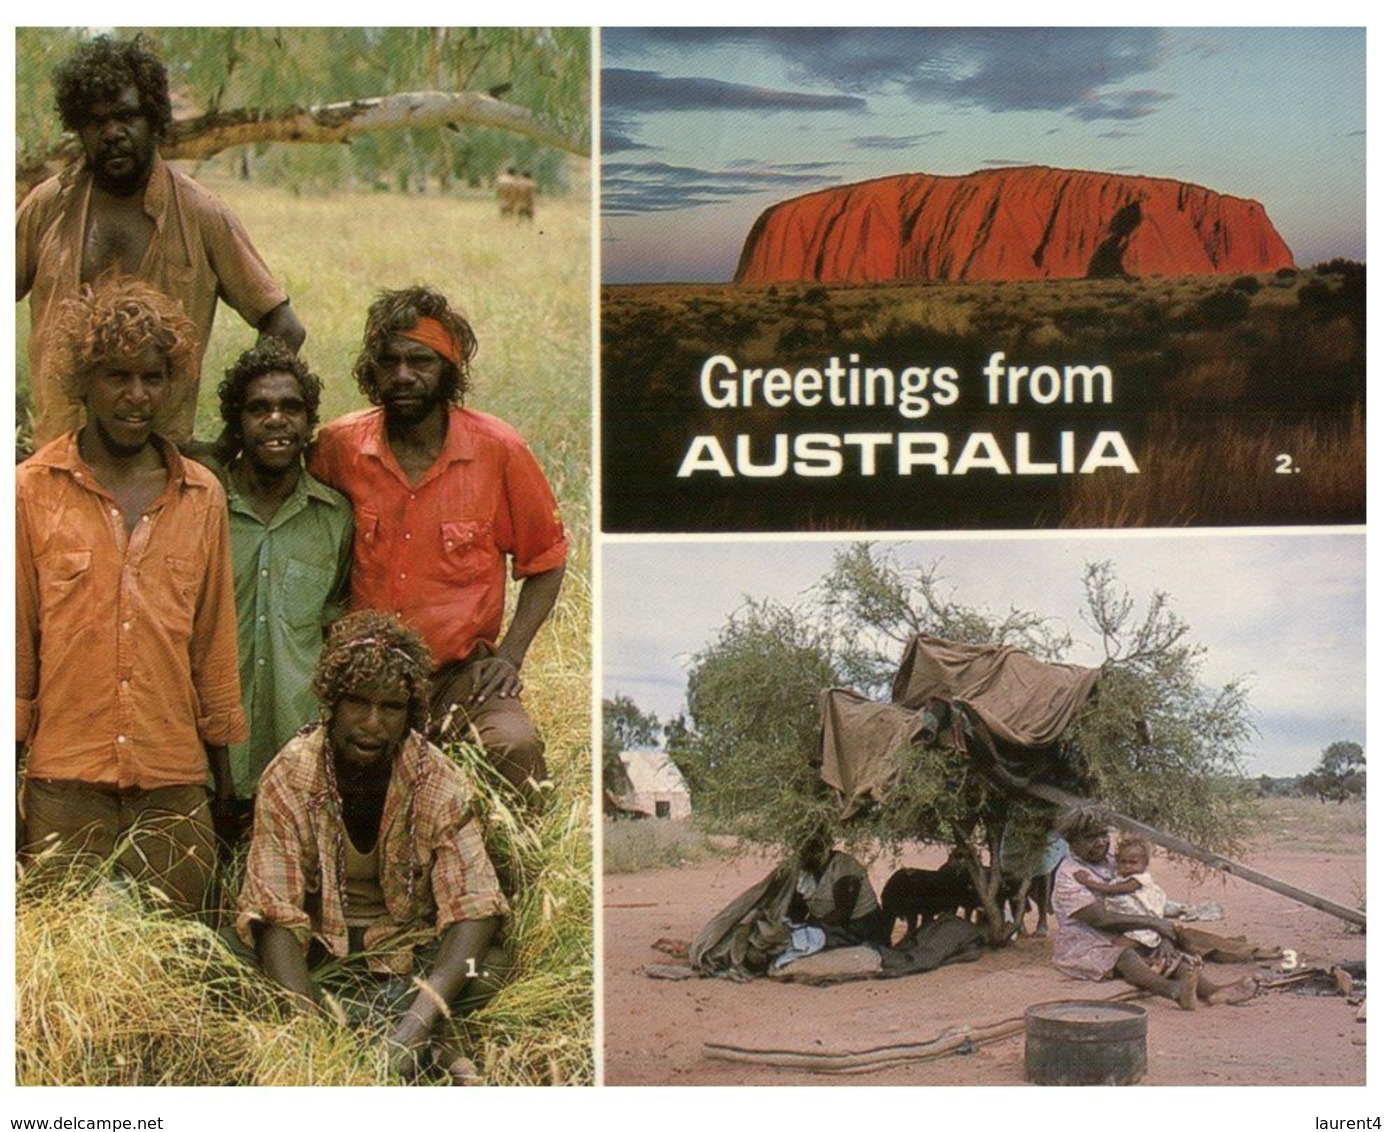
[881,853,980,936]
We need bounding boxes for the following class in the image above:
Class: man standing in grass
[16,276,245,915]
[214,341,352,841]
[237,610,508,1085]
[17,33,304,449]
[309,286,567,802]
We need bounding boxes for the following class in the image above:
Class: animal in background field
[881,848,981,936]
[496,167,536,221]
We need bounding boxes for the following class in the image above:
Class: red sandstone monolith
[734,166,1294,284]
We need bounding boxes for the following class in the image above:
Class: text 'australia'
[676,431,1139,479]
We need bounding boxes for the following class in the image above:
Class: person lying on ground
[235,610,509,1085]
[1052,811,1257,1010]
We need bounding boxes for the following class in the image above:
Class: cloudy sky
[601,27,1366,282]
[600,530,1365,778]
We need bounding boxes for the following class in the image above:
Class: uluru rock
[734,166,1295,284]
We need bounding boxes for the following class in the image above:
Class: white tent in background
[617,748,692,820]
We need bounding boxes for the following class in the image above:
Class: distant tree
[1298,740,1365,803]
[679,543,1256,943]
[601,695,660,798]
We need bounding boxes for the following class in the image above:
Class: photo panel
[599,28,1365,533]
[597,26,1367,1093]
[13,26,592,1089]
[599,531,1366,1086]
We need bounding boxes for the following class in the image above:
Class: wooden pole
[1023,782,1366,929]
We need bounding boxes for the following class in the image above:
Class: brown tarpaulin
[891,636,1099,747]
[818,690,926,819]
[818,638,1100,816]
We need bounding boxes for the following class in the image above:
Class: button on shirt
[227,468,353,799]
[16,434,247,788]
[308,406,568,666]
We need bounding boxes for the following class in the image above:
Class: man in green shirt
[216,342,352,840]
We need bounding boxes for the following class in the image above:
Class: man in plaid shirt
[237,610,508,1084]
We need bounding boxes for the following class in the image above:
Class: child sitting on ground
[1072,835,1168,948]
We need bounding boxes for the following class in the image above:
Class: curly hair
[216,339,323,451]
[350,285,478,405]
[53,34,172,138]
[313,610,434,734]
[48,275,197,406]
[1115,835,1152,865]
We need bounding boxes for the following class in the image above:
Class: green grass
[15,172,594,1085]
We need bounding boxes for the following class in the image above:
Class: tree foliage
[601,695,660,797]
[676,544,1258,939]
[1298,740,1365,803]
[675,600,836,846]
[16,28,589,195]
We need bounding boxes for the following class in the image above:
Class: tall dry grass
[1059,404,1365,528]
[15,174,594,1085]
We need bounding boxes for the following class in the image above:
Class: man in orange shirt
[16,276,246,914]
[310,287,566,802]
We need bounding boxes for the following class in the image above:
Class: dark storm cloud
[605,27,1171,115]
[602,68,865,114]
[849,132,946,151]
[603,160,843,216]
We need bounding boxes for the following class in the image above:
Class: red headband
[398,317,462,366]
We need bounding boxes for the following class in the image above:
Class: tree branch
[18,89,589,199]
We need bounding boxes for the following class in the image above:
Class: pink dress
[1051,852,1127,981]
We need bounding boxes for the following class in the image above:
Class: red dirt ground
[602,839,1366,1087]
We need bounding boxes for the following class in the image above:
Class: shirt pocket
[440,519,495,583]
[352,508,386,585]
[35,548,92,619]
[281,557,335,630]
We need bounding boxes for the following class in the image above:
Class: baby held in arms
[1073,835,1168,948]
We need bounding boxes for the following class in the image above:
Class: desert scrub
[603,819,733,874]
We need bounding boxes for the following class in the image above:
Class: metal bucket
[1024,1000,1148,1086]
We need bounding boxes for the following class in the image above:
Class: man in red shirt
[309,287,566,802]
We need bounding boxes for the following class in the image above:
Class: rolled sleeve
[502,442,568,580]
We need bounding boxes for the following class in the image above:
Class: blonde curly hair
[48,274,197,406]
